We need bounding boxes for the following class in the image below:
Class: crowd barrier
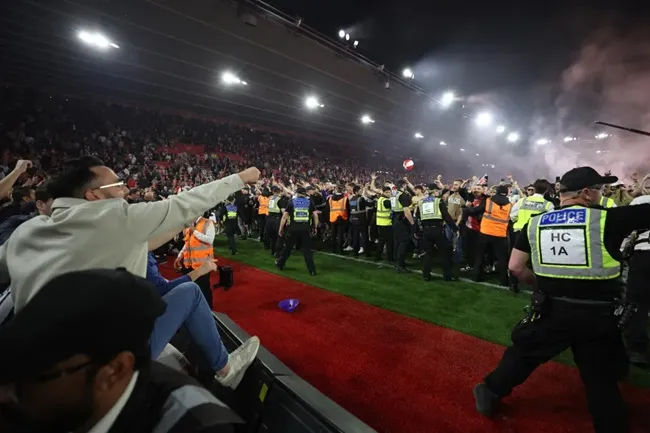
[171,312,377,433]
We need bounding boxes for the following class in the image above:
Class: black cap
[495,185,509,195]
[0,269,166,384]
[559,166,618,192]
[296,187,307,195]
[427,183,440,191]
[271,186,281,193]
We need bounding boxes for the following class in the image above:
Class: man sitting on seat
[0,269,242,433]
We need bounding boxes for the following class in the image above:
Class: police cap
[559,166,618,192]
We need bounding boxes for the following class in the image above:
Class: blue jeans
[444,225,463,264]
[150,282,229,372]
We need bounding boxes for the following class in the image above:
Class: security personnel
[328,186,349,254]
[276,187,318,275]
[257,188,270,242]
[600,195,617,208]
[468,185,512,286]
[391,180,415,272]
[416,184,458,281]
[474,166,650,433]
[348,185,369,256]
[375,186,393,262]
[179,212,215,306]
[623,194,650,368]
[264,186,287,257]
[222,195,239,255]
[509,179,554,291]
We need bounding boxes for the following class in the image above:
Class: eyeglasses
[97,181,125,190]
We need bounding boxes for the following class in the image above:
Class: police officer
[222,195,239,255]
[375,186,393,262]
[391,180,415,272]
[264,186,287,257]
[509,179,554,292]
[276,187,318,276]
[416,184,458,281]
[474,166,650,433]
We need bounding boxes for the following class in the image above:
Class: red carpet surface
[161,259,650,433]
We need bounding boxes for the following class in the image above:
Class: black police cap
[0,269,166,384]
[559,166,618,192]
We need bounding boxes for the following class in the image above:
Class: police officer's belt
[551,296,614,306]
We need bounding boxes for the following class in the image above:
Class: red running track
[161,259,650,433]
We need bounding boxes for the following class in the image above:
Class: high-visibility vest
[258,196,269,215]
[292,197,311,223]
[599,196,616,208]
[376,197,391,227]
[418,196,442,221]
[183,217,214,270]
[528,206,620,280]
[480,198,511,238]
[225,204,237,220]
[513,195,552,232]
[390,192,404,213]
[268,195,281,215]
[328,196,348,222]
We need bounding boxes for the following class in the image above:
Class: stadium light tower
[345,33,350,41]
[474,112,493,127]
[338,29,345,38]
[595,132,610,139]
[77,30,119,49]
[221,71,247,86]
[439,141,447,146]
[305,95,324,110]
[414,132,424,139]
[360,114,375,124]
[496,125,506,134]
[440,91,455,108]
[564,136,577,142]
[506,132,520,143]
[402,68,414,79]
[353,40,359,48]
[536,138,550,145]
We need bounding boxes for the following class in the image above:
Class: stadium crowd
[0,85,648,432]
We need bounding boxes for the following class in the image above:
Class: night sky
[267,0,649,108]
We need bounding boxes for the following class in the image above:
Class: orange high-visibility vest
[328,196,349,223]
[183,217,214,270]
[258,196,269,215]
[479,198,511,238]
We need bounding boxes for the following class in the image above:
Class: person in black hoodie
[464,185,512,286]
[0,187,35,224]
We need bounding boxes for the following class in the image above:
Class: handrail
[232,0,429,95]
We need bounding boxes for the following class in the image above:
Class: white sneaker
[358,247,364,254]
[215,336,260,390]
[344,246,354,252]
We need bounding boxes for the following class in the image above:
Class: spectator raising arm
[0,160,32,198]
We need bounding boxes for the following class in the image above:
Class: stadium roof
[0,0,470,156]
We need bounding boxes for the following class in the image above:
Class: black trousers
[331,220,348,253]
[264,215,281,256]
[376,225,394,261]
[624,251,650,355]
[350,223,369,255]
[474,233,509,285]
[257,214,266,241]
[224,220,238,253]
[422,225,453,279]
[392,220,410,268]
[182,269,213,309]
[277,226,316,273]
[484,300,628,433]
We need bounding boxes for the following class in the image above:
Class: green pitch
[213,237,650,387]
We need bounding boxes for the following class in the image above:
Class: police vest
[418,196,442,221]
[376,197,391,227]
[391,192,404,213]
[349,195,366,224]
[292,197,311,223]
[528,206,620,280]
[599,196,616,208]
[513,195,552,232]
[225,204,238,220]
[268,195,281,215]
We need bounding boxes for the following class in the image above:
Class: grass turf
[214,236,650,388]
